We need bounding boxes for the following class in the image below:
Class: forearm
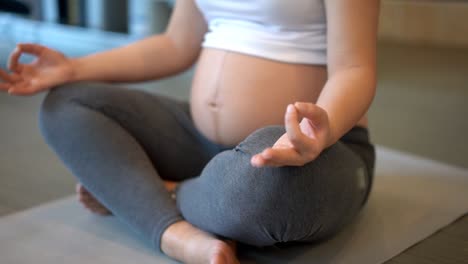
[70,34,198,83]
[316,67,376,147]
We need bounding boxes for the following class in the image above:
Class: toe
[76,183,86,194]
[78,193,92,205]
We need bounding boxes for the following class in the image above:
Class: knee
[200,125,292,212]
[187,130,367,245]
[191,149,318,245]
[40,82,96,114]
[184,127,317,245]
[39,82,98,141]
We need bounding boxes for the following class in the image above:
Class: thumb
[294,102,328,127]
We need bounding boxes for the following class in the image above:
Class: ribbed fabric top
[195,0,327,65]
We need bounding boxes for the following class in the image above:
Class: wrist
[312,103,338,149]
[324,125,337,148]
[319,109,337,149]
[68,58,84,82]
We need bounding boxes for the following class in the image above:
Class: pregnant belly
[190,48,328,146]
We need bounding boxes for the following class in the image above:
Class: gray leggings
[39,82,375,252]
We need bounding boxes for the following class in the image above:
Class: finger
[8,79,41,96]
[265,147,305,166]
[252,147,305,167]
[8,47,23,72]
[251,154,266,167]
[294,102,328,128]
[8,86,37,96]
[0,68,14,82]
[0,83,11,91]
[17,43,46,57]
[10,73,23,82]
[285,104,309,153]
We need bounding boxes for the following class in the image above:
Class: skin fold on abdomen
[190,48,328,146]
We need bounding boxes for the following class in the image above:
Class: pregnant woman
[0,0,379,263]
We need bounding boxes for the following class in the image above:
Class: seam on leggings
[71,98,137,123]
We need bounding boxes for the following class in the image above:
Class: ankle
[161,221,194,258]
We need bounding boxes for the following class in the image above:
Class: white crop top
[195,0,327,65]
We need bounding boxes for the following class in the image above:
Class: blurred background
[0,1,467,262]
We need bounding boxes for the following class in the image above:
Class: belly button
[208,101,219,111]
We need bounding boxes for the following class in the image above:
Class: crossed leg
[40,82,373,263]
[39,82,239,264]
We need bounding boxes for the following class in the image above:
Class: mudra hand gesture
[0,43,73,96]
[251,102,332,167]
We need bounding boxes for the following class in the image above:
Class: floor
[367,42,468,264]
[369,42,468,170]
[0,36,467,263]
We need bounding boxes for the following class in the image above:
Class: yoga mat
[1,146,467,264]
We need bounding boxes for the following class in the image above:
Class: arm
[1,0,206,95]
[251,0,380,167]
[318,0,379,146]
[72,0,207,82]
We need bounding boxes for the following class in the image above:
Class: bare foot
[161,221,239,264]
[76,183,112,215]
[76,180,179,216]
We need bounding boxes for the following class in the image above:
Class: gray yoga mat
[1,146,467,264]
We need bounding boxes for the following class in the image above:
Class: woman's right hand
[0,43,75,96]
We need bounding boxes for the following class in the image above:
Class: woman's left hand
[251,102,332,167]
